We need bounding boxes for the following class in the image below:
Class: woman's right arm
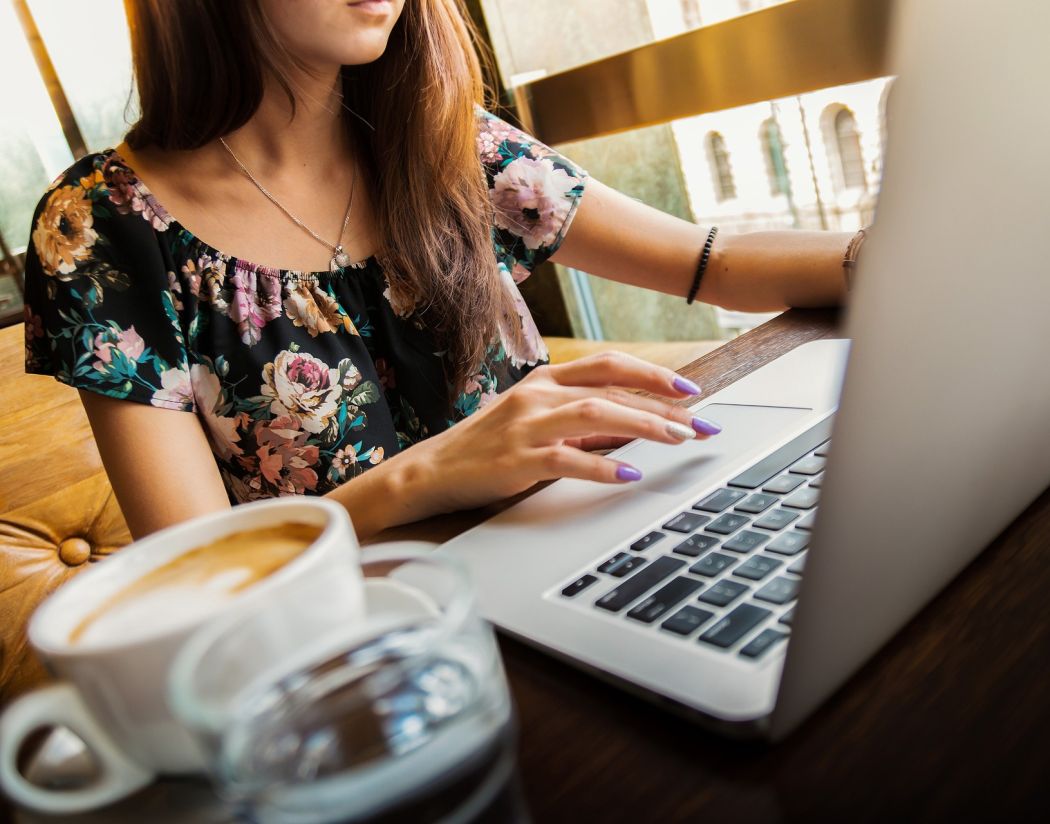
[79,392,232,539]
[326,351,720,540]
[83,351,719,541]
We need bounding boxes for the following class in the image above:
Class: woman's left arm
[551,178,851,312]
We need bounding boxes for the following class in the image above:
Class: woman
[23,0,851,540]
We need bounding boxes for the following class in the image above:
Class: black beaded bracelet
[686,226,719,305]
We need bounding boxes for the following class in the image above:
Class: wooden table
[12,308,1050,821]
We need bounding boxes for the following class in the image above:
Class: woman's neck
[223,65,351,175]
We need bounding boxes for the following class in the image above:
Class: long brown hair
[124,0,519,395]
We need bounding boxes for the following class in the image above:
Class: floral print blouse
[23,111,587,503]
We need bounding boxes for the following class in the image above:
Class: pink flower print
[191,364,243,460]
[463,372,484,395]
[497,264,548,368]
[152,366,194,409]
[510,262,531,284]
[229,261,282,346]
[167,270,183,312]
[102,155,171,231]
[368,446,385,465]
[180,257,204,300]
[91,326,145,373]
[490,157,577,250]
[23,306,44,343]
[477,131,502,164]
[261,350,341,434]
[253,416,320,495]
[331,446,357,479]
[476,117,523,164]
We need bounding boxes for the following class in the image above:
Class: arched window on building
[705,131,736,201]
[760,118,789,196]
[824,105,867,191]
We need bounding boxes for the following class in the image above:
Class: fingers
[533,446,645,484]
[567,434,634,452]
[544,351,702,399]
[532,398,701,445]
[561,386,722,439]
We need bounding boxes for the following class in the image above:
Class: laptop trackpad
[615,403,813,496]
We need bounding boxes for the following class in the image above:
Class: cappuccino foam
[69,522,321,647]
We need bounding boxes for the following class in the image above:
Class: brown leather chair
[0,322,131,706]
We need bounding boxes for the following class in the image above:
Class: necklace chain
[219,137,359,270]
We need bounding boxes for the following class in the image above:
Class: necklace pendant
[331,245,352,271]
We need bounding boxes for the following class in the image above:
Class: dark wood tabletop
[11,308,1049,822]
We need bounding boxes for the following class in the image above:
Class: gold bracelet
[842,228,868,291]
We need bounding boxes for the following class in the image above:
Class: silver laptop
[441,0,1050,739]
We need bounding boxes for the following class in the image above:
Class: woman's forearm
[703,230,850,312]
[324,446,436,541]
[553,179,850,312]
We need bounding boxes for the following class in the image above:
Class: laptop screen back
[771,0,1050,737]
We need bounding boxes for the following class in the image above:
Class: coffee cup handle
[0,682,153,814]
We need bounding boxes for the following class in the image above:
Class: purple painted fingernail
[673,376,701,396]
[692,416,722,436]
[616,464,643,482]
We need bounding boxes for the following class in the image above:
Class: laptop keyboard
[559,415,834,661]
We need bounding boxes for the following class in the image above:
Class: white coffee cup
[0,497,364,815]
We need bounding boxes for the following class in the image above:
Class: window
[0,0,136,323]
[760,118,790,196]
[705,132,737,201]
[826,105,866,191]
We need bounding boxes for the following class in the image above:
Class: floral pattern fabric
[23,110,587,503]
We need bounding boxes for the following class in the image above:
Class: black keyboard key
[595,556,685,612]
[762,474,806,495]
[661,605,715,636]
[672,533,719,557]
[722,530,769,554]
[789,455,826,475]
[753,509,799,531]
[754,576,801,605]
[663,511,711,534]
[630,531,666,552]
[735,493,778,514]
[705,513,750,535]
[783,487,820,510]
[727,417,835,489]
[562,575,597,598]
[699,603,772,648]
[610,556,647,578]
[689,551,736,577]
[627,577,703,623]
[787,554,807,575]
[766,531,810,556]
[795,510,817,530]
[699,579,749,607]
[693,488,747,513]
[733,555,783,581]
[779,607,796,626]
[597,552,630,574]
[740,628,788,659]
